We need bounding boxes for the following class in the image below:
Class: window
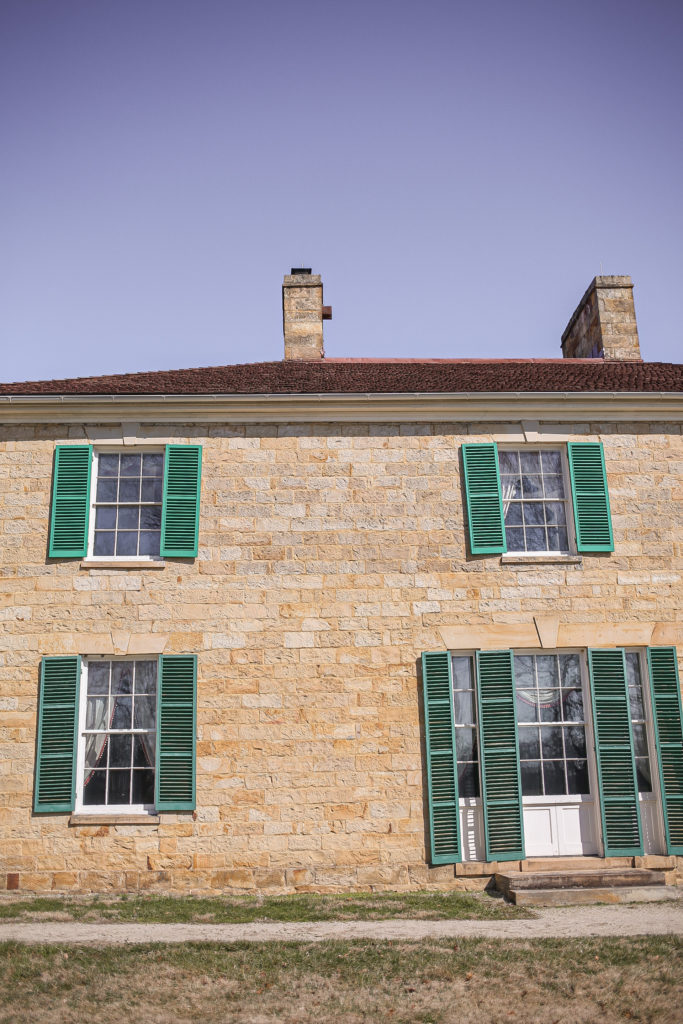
[625,652,652,793]
[452,656,479,797]
[514,653,589,796]
[499,449,571,554]
[77,659,157,811]
[91,451,164,558]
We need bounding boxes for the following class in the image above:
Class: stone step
[495,867,665,896]
[520,856,634,873]
[510,885,683,908]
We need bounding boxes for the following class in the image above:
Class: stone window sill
[80,559,166,570]
[69,814,161,826]
[500,554,583,566]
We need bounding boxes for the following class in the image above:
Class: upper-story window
[499,449,571,554]
[91,451,164,558]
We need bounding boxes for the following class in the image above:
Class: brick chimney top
[282,269,332,360]
[561,276,642,360]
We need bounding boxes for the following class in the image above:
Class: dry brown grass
[1,936,680,1024]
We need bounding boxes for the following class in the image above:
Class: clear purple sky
[2,0,681,383]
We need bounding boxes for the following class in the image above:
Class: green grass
[0,937,680,1024]
[0,888,528,923]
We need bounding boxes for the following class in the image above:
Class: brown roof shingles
[1,358,682,396]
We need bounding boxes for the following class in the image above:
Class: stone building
[1,271,682,896]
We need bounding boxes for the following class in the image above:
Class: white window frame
[86,447,165,563]
[74,656,157,816]
[497,445,577,557]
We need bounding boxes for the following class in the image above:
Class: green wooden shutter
[476,650,524,861]
[461,443,506,555]
[155,654,197,811]
[160,445,202,557]
[34,656,80,813]
[567,442,613,552]
[588,648,642,855]
[48,445,93,558]
[421,651,460,864]
[647,647,683,855]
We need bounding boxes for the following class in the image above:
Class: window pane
[499,451,519,474]
[116,532,138,556]
[112,663,133,695]
[566,759,589,795]
[454,690,474,725]
[139,531,161,556]
[629,686,645,721]
[523,502,545,526]
[564,725,586,758]
[84,733,108,769]
[636,758,652,793]
[94,531,116,556]
[135,661,157,694]
[518,727,540,759]
[140,506,161,529]
[455,727,476,761]
[143,453,164,477]
[545,502,567,526]
[458,762,479,798]
[543,475,565,499]
[520,452,541,474]
[521,761,543,796]
[504,502,523,526]
[86,696,108,730]
[133,696,156,730]
[98,454,119,476]
[632,723,648,758]
[107,770,131,805]
[547,527,569,552]
[625,653,641,688]
[109,733,132,768]
[516,690,539,723]
[522,475,543,498]
[133,734,155,768]
[525,527,546,551]
[117,506,139,530]
[539,692,561,723]
[118,478,140,502]
[120,454,141,476]
[96,478,117,503]
[502,477,522,500]
[540,726,563,759]
[543,760,566,796]
[83,770,106,805]
[141,478,163,502]
[132,769,155,804]
[541,451,562,474]
[505,527,525,551]
[514,656,534,688]
[111,695,132,730]
[562,689,583,721]
[95,506,116,530]
[537,656,559,689]
[559,654,581,688]
[88,662,110,694]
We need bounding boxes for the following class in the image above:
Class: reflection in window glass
[451,656,479,798]
[515,652,589,796]
[499,449,570,553]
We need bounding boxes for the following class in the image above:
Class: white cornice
[0,391,682,424]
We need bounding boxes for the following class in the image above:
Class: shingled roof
[1,358,682,397]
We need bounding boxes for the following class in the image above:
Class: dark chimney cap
[290,267,312,275]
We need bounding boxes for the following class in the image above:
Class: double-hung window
[499,450,571,554]
[91,451,164,558]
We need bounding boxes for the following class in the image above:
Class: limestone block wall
[0,418,681,893]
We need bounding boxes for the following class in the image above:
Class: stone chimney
[561,276,641,360]
[282,268,332,360]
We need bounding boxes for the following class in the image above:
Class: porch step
[520,856,634,873]
[495,867,665,897]
[510,885,683,908]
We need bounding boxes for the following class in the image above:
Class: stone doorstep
[510,886,683,908]
[495,868,667,897]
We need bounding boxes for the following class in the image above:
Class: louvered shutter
[588,649,642,855]
[421,652,460,864]
[160,445,202,557]
[34,656,81,813]
[155,655,197,811]
[567,442,613,552]
[647,647,683,855]
[48,445,93,557]
[461,444,506,555]
[476,650,524,861]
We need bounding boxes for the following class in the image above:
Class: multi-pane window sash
[92,452,163,558]
[451,656,479,798]
[499,450,571,554]
[78,659,157,810]
[625,652,653,793]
